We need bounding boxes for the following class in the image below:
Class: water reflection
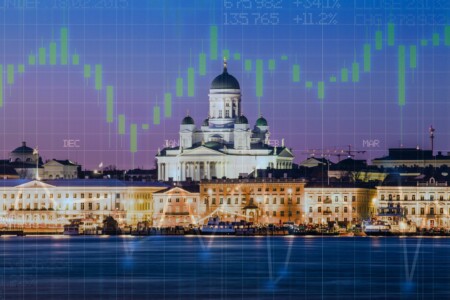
[0,237,448,299]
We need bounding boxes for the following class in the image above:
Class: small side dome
[181,115,195,125]
[202,118,209,126]
[12,141,34,154]
[235,115,248,124]
[256,116,268,127]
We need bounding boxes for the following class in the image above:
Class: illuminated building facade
[0,179,167,231]
[199,178,305,224]
[376,178,450,229]
[156,61,294,181]
[304,184,376,225]
[152,185,202,227]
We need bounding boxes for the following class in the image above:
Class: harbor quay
[1,176,450,235]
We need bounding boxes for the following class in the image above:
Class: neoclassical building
[0,179,167,232]
[156,61,294,181]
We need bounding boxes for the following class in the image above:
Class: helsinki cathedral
[156,60,294,181]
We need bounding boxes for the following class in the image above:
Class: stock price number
[224,12,280,25]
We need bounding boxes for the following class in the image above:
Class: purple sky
[0,1,449,169]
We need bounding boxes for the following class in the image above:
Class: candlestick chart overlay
[0,0,449,168]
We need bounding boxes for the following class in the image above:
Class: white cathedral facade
[156,61,294,181]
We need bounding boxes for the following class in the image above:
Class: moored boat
[200,217,235,235]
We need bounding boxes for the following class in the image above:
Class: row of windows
[203,187,302,193]
[406,207,449,215]
[159,198,197,203]
[310,206,356,213]
[203,197,301,205]
[317,195,356,202]
[382,194,450,201]
[1,193,121,199]
[3,202,122,211]
[265,211,300,217]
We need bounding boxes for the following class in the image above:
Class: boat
[374,204,417,235]
[282,221,300,234]
[64,218,98,235]
[363,220,393,236]
[200,216,235,235]
[63,224,80,235]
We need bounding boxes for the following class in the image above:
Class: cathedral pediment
[180,145,224,156]
[15,180,56,189]
[277,148,294,158]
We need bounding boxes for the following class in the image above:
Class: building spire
[223,57,227,73]
[430,125,435,154]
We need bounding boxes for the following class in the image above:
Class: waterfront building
[375,177,450,229]
[372,148,450,168]
[0,179,167,232]
[199,178,305,224]
[156,60,294,181]
[304,183,376,225]
[152,185,201,227]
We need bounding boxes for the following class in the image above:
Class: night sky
[0,0,448,169]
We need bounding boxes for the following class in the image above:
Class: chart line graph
[0,24,449,154]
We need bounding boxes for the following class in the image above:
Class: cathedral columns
[180,162,184,181]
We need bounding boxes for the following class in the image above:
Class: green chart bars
[409,46,417,69]
[72,54,79,65]
[39,47,46,65]
[317,81,324,100]
[84,64,91,78]
[210,26,218,60]
[28,54,36,65]
[2,23,450,155]
[176,77,183,97]
[164,93,172,117]
[153,105,160,125]
[0,65,3,107]
[398,45,406,106]
[292,64,300,82]
[106,86,114,123]
[7,64,14,84]
[118,114,126,134]
[130,124,137,153]
[433,33,439,46]
[352,63,359,82]
[60,28,68,65]
[388,23,395,46]
[199,53,206,76]
[256,60,263,97]
[341,68,348,82]
[376,30,383,50]
[268,59,275,71]
[446,26,450,45]
[187,68,195,97]
[364,44,371,72]
[95,64,102,90]
[245,60,252,71]
[50,42,57,65]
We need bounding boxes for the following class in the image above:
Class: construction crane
[301,146,366,186]
[303,145,366,162]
